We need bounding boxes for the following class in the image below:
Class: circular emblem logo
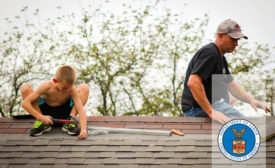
[218,119,260,161]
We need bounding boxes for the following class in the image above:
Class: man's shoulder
[194,43,219,60]
[199,43,219,54]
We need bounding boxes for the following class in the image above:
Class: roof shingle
[0,116,274,167]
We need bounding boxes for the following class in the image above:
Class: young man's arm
[188,74,231,124]
[228,81,270,112]
[71,86,88,139]
[21,82,54,125]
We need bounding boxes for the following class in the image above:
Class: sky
[0,0,274,116]
[0,0,274,47]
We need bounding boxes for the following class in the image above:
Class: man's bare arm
[228,81,270,112]
[188,74,230,124]
[21,82,54,125]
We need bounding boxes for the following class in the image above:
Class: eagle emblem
[232,128,246,139]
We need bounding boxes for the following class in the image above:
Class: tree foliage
[0,9,54,117]
[0,0,274,117]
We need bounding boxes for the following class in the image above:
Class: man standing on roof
[181,19,270,124]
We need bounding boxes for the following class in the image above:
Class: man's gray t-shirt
[181,43,233,112]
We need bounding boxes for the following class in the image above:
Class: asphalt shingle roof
[0,116,274,168]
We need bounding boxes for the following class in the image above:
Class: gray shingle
[132,152,153,158]
[97,152,116,158]
[38,152,59,158]
[153,152,174,158]
[140,140,158,146]
[114,152,135,158]
[118,165,138,168]
[102,158,118,164]
[22,164,41,168]
[194,146,213,152]
[175,146,195,151]
[154,158,182,164]
[117,158,136,164]
[40,158,56,164]
[54,158,68,164]
[134,158,155,164]
[52,165,68,168]
[146,146,162,152]
[49,140,63,145]
[84,158,103,164]
[0,140,6,145]
[4,165,24,168]
[77,140,109,146]
[39,165,55,168]
[173,152,189,158]
[115,151,153,159]
[71,146,91,151]
[162,146,177,152]
[269,146,275,151]
[67,166,92,168]
[21,152,40,158]
[58,146,72,152]
[266,152,275,157]
[130,146,148,152]
[84,152,101,158]
[34,139,50,145]
[6,152,23,158]
[32,146,60,152]
[87,145,107,152]
[67,158,85,164]
[56,152,86,158]
[0,159,10,164]
[61,139,77,145]
[4,140,23,146]
[1,146,18,152]
[9,158,29,164]
[118,146,132,151]
[195,140,212,146]
[0,164,8,168]
[0,152,8,158]
[105,146,120,152]
[28,158,43,164]
[17,146,33,151]
[187,152,211,158]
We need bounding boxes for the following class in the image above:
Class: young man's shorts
[38,97,74,119]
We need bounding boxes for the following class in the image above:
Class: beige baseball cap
[217,19,248,39]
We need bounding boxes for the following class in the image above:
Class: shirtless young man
[20,65,90,139]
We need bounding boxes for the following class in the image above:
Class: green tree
[0,8,54,117]
[227,42,275,116]
[1,1,273,117]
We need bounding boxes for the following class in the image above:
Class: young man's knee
[78,84,90,94]
[20,83,33,95]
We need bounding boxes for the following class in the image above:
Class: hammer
[51,115,79,125]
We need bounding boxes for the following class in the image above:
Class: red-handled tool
[51,118,75,124]
[170,129,184,136]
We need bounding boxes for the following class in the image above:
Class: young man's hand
[39,115,54,125]
[78,129,88,139]
[208,110,231,124]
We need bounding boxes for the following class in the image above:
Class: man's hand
[38,115,54,125]
[250,99,271,113]
[208,110,231,124]
[78,129,88,139]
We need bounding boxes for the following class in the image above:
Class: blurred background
[0,0,274,117]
